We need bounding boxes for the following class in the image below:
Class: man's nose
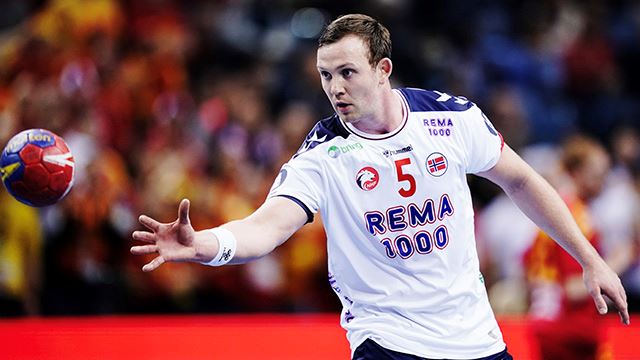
[330,79,345,96]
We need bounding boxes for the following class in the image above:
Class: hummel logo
[221,248,233,261]
[382,144,413,157]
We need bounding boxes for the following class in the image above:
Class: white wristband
[199,227,237,266]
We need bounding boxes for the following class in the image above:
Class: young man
[131,14,629,360]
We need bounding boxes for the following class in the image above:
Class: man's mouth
[336,102,351,111]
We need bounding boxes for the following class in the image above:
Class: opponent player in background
[525,136,611,359]
[131,14,629,359]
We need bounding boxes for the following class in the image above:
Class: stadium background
[1,0,639,358]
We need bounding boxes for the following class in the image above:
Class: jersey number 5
[394,158,416,197]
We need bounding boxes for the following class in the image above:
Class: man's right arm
[217,196,309,264]
[131,196,309,271]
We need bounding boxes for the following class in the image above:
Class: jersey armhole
[276,195,314,224]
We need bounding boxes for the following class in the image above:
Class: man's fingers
[610,293,630,325]
[130,245,158,255]
[619,306,631,325]
[178,199,191,225]
[611,288,630,325]
[139,215,162,232]
[600,285,631,325]
[592,290,608,315]
[132,231,155,243]
[142,256,165,272]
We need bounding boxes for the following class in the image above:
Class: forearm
[193,197,307,265]
[222,217,290,264]
[503,169,601,267]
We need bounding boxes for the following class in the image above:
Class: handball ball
[1,129,75,207]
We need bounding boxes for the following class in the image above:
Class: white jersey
[269,88,506,359]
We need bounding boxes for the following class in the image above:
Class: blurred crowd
[0,0,639,326]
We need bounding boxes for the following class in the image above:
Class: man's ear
[377,58,393,84]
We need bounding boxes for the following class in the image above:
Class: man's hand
[131,199,215,271]
[583,259,630,325]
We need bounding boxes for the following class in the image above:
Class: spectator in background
[0,60,45,317]
[562,3,622,140]
[0,176,43,316]
[525,135,611,360]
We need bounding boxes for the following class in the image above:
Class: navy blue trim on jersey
[352,339,513,360]
[294,115,349,158]
[277,195,314,223]
[398,88,475,112]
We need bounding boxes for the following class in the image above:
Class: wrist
[575,241,603,270]
[193,230,220,263]
[197,227,237,266]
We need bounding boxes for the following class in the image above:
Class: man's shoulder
[293,114,349,158]
[398,88,475,113]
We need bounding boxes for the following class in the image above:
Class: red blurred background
[1,315,639,359]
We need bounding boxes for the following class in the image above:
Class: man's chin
[337,112,358,123]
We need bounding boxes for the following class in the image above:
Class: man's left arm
[478,144,630,325]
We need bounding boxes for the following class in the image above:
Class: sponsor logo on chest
[423,117,453,137]
[327,142,364,158]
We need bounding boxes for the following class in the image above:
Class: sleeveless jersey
[269,88,506,358]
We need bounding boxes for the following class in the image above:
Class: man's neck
[352,88,404,135]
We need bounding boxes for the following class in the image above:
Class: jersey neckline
[340,89,409,140]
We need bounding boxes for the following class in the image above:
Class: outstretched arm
[131,196,308,271]
[478,144,630,325]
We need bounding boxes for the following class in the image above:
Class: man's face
[316,35,384,124]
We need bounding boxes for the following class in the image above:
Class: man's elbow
[500,172,532,196]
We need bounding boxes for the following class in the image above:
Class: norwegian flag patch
[426,152,448,177]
